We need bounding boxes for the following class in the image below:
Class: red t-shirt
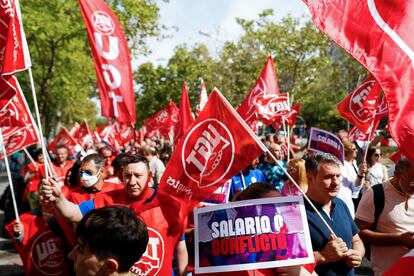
[68,180,123,204]
[5,212,71,276]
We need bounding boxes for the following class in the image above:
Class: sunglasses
[79,170,93,177]
[374,153,381,157]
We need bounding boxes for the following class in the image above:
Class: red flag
[177,81,195,143]
[0,0,31,74]
[159,88,266,214]
[74,120,94,149]
[389,150,403,164]
[196,78,208,116]
[69,122,80,137]
[0,0,31,109]
[256,93,290,125]
[117,124,135,146]
[304,0,414,161]
[237,56,280,130]
[144,102,178,139]
[47,128,78,153]
[79,0,136,123]
[337,76,383,133]
[0,81,39,158]
[5,213,71,276]
[284,103,302,127]
[348,119,381,142]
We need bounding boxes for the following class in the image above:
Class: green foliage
[136,10,367,131]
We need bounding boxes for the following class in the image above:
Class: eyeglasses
[375,153,381,157]
[79,170,93,177]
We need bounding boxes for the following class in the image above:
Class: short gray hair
[305,152,341,175]
[82,153,105,170]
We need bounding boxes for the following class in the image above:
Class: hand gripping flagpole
[0,129,20,223]
[216,88,337,238]
[28,67,50,180]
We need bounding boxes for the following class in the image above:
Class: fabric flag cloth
[384,248,414,276]
[158,88,267,216]
[79,0,136,123]
[117,124,135,146]
[68,122,80,137]
[0,88,39,158]
[5,212,71,276]
[144,101,179,139]
[255,93,290,126]
[336,76,383,133]
[0,80,39,159]
[196,78,208,116]
[47,127,78,153]
[74,120,94,149]
[284,103,302,127]
[237,56,280,131]
[0,0,31,109]
[177,81,195,143]
[304,0,414,161]
[348,119,381,142]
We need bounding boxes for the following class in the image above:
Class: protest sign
[194,196,313,273]
[308,127,344,163]
[202,179,231,206]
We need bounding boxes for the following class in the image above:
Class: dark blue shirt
[305,197,359,276]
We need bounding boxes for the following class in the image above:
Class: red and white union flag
[159,88,267,215]
[304,0,414,161]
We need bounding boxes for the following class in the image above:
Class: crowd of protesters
[0,127,412,276]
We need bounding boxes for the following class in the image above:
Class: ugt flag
[0,0,31,109]
[79,0,136,123]
[304,0,414,161]
[0,80,39,159]
[237,56,280,131]
[159,88,267,215]
[336,76,385,133]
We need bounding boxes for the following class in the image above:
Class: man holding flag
[41,88,267,275]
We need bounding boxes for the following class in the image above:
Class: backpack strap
[372,184,385,230]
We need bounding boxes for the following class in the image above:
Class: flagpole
[240,171,246,190]
[0,129,20,223]
[216,89,337,238]
[287,123,291,162]
[361,112,377,183]
[23,147,38,170]
[27,67,49,180]
[266,149,337,238]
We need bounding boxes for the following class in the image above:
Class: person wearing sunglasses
[366,147,389,187]
[68,153,123,204]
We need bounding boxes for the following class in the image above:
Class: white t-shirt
[356,180,414,275]
[367,163,388,186]
[341,160,362,198]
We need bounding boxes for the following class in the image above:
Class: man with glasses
[69,153,123,203]
[356,156,414,275]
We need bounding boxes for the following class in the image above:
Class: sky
[137,0,310,67]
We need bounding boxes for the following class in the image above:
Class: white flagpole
[216,89,337,238]
[0,129,20,223]
[240,171,246,190]
[23,147,38,169]
[28,67,49,180]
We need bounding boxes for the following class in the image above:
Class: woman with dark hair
[366,147,388,186]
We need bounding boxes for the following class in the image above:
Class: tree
[136,10,368,131]
[18,0,161,137]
